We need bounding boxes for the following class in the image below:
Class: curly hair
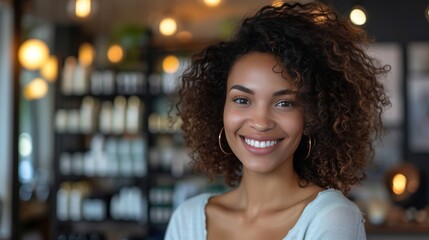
[177,1,390,194]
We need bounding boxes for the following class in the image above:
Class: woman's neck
[234,165,303,216]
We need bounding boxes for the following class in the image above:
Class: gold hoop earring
[303,135,315,160]
[218,127,232,155]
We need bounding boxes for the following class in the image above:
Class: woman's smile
[244,138,279,148]
[241,136,284,155]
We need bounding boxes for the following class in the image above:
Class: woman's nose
[248,108,275,132]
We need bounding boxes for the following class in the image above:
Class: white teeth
[244,138,278,148]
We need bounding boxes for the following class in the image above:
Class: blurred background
[0,0,428,239]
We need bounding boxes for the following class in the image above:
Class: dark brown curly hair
[177,1,390,194]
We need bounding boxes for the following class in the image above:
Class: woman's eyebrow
[272,89,298,97]
[230,84,297,97]
[229,85,254,94]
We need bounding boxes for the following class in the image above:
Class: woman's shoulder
[286,189,366,239]
[310,189,360,211]
[303,188,365,229]
[171,192,216,220]
[165,193,214,239]
[174,193,213,213]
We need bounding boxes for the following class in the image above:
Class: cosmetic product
[110,194,120,220]
[80,96,95,133]
[66,109,80,133]
[104,137,118,176]
[72,63,88,95]
[83,152,95,177]
[56,188,69,221]
[99,101,113,134]
[112,96,126,134]
[61,57,76,95]
[126,96,142,134]
[55,109,68,133]
[69,188,82,221]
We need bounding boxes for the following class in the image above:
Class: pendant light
[107,44,124,64]
[67,0,97,20]
[159,17,178,36]
[18,39,49,70]
[349,5,367,26]
[162,55,180,74]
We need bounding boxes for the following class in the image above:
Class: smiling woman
[165,1,390,240]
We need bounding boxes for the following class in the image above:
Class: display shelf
[50,39,227,240]
[57,220,148,227]
[366,222,429,234]
[56,220,148,240]
[51,56,151,239]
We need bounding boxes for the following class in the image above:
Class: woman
[165,1,389,239]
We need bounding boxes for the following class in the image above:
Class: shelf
[50,35,217,240]
[366,223,429,234]
[20,200,49,222]
[58,219,147,227]
[59,175,148,182]
[60,92,147,99]
[55,132,145,137]
[56,220,148,238]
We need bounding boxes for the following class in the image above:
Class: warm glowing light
[75,0,91,18]
[392,173,407,195]
[408,179,419,193]
[350,6,367,26]
[162,55,180,74]
[272,0,284,7]
[18,39,49,70]
[40,55,58,82]
[204,0,221,7]
[107,44,124,63]
[159,17,177,36]
[24,78,49,100]
[78,43,95,67]
[176,31,193,42]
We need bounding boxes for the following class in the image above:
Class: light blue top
[165,189,366,240]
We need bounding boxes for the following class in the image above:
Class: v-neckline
[202,189,333,239]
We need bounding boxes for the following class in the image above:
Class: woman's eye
[275,100,293,107]
[233,97,250,105]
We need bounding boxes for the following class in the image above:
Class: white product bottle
[125,96,143,134]
[99,101,113,134]
[112,96,126,134]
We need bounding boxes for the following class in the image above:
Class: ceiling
[28,0,312,40]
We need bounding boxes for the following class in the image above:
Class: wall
[327,0,429,199]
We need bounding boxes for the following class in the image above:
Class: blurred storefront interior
[0,0,429,239]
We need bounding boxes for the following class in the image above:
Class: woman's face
[223,52,304,174]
